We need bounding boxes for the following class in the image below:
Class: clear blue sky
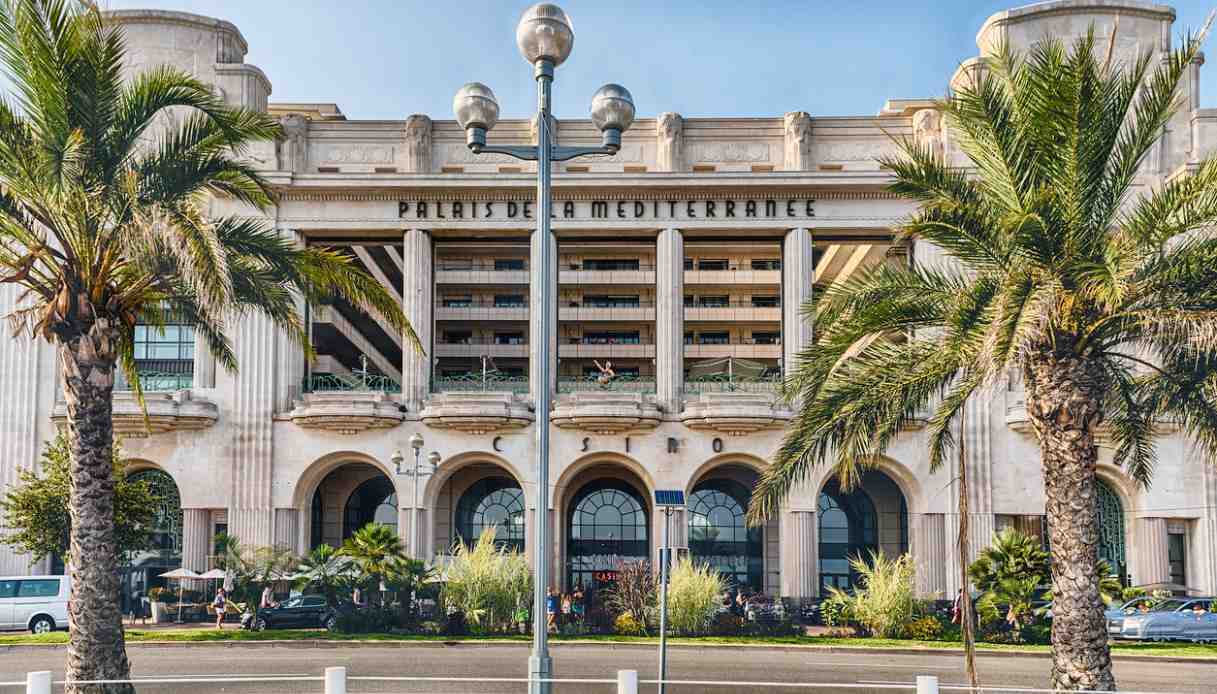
[104,0,1217,120]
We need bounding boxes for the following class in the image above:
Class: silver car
[1105,597,1165,636]
[1119,598,1216,642]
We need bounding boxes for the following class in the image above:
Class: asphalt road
[0,643,1207,694]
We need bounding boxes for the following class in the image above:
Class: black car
[244,595,345,631]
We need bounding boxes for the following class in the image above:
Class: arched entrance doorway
[566,479,649,591]
[1096,479,1127,581]
[818,470,908,592]
[122,468,182,614]
[688,477,763,591]
[310,463,397,548]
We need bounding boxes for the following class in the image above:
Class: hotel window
[130,319,195,390]
[698,259,729,271]
[494,258,526,271]
[683,295,694,307]
[699,296,729,308]
[494,332,524,345]
[582,331,641,344]
[584,295,640,307]
[683,258,694,270]
[684,332,694,345]
[494,294,526,307]
[443,331,472,344]
[1168,532,1187,588]
[698,332,729,345]
[751,296,780,308]
[751,259,780,270]
[752,331,780,345]
[443,296,472,307]
[583,258,640,271]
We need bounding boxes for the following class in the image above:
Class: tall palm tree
[748,27,1217,691]
[0,2,414,691]
[341,523,406,608]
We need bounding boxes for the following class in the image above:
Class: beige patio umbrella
[159,568,201,623]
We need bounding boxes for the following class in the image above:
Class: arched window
[688,479,762,590]
[818,478,876,592]
[127,469,182,561]
[455,477,525,552]
[567,479,649,590]
[343,476,397,539]
[1096,479,1127,581]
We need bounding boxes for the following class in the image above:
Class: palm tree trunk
[956,407,980,692]
[58,321,134,694]
[1024,350,1114,691]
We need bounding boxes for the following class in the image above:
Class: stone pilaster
[192,341,215,389]
[396,504,416,558]
[402,229,433,411]
[780,510,817,601]
[1137,517,1170,585]
[781,228,814,379]
[0,284,44,574]
[916,513,948,597]
[273,508,299,552]
[227,308,276,546]
[182,509,211,572]
[1204,464,1217,594]
[655,228,684,414]
[275,229,306,409]
[529,230,557,407]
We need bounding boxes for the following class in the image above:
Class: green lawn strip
[0,630,1213,658]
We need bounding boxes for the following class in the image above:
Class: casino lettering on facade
[398,199,816,221]
[1,3,1213,604]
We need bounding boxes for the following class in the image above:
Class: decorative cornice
[278,190,900,203]
[288,392,404,434]
[420,392,534,435]
[551,392,663,435]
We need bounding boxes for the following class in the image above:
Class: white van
[0,576,70,633]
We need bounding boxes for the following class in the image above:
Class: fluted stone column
[1137,517,1170,585]
[529,230,558,406]
[916,514,948,597]
[655,228,684,413]
[782,228,814,378]
[402,229,433,412]
[274,508,299,552]
[0,284,44,574]
[397,505,416,557]
[228,309,276,546]
[193,345,215,389]
[781,510,817,601]
[182,509,211,572]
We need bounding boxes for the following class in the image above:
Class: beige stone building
[1,1,1215,603]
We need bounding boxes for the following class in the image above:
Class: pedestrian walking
[546,587,558,632]
[213,587,227,629]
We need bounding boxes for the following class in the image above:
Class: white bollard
[916,675,940,694]
[617,669,638,694]
[25,671,51,694]
[324,666,347,694]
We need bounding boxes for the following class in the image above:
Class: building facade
[1,1,1215,601]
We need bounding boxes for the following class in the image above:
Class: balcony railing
[116,370,194,392]
[683,299,781,308]
[683,374,782,395]
[437,299,530,308]
[439,337,528,346]
[437,260,529,271]
[557,375,657,394]
[307,373,402,394]
[684,337,782,346]
[433,373,530,394]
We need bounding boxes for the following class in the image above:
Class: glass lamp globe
[516,3,574,67]
[590,84,635,133]
[453,82,500,131]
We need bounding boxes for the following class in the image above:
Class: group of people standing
[545,586,586,631]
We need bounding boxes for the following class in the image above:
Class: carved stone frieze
[276,113,309,173]
[689,142,770,163]
[403,114,432,173]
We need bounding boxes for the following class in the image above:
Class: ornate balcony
[420,391,533,435]
[551,378,662,434]
[680,391,791,436]
[52,388,218,438]
[287,375,404,434]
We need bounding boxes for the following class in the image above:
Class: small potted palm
[147,587,169,624]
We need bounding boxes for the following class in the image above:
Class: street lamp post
[394,433,439,561]
[453,5,635,693]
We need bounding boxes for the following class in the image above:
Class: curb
[0,639,1213,664]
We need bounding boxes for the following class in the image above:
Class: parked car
[1105,596,1166,636]
[0,575,71,634]
[1119,598,1215,642]
[242,595,352,631]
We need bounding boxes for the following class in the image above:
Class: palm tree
[341,523,406,608]
[969,528,1049,632]
[296,543,353,607]
[748,27,1217,691]
[0,2,414,690]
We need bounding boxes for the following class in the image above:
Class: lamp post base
[529,653,553,694]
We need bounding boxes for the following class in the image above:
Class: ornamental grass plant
[441,527,532,633]
[665,557,725,635]
[825,551,916,639]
